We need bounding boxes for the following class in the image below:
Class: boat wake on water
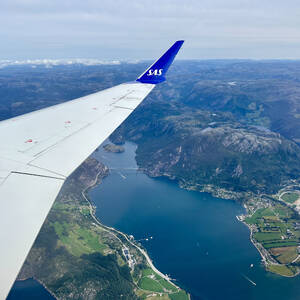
[241,274,257,286]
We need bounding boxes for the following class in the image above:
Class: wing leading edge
[0,40,184,299]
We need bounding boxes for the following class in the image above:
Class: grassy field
[254,232,282,242]
[138,268,189,300]
[139,277,165,292]
[53,218,107,257]
[267,264,297,277]
[245,202,300,276]
[140,268,177,292]
[169,291,191,300]
[269,247,298,264]
[263,241,298,249]
[282,192,299,204]
[245,208,275,224]
[142,268,156,277]
[158,278,178,293]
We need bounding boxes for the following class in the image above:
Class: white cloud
[0,0,300,59]
[0,59,122,69]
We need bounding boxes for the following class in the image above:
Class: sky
[1,0,300,60]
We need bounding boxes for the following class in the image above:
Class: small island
[103,143,125,153]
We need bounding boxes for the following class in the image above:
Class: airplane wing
[0,40,184,299]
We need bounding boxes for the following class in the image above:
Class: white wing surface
[0,40,184,299]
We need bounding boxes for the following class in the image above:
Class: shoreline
[236,214,300,278]
[82,167,184,291]
[143,158,300,279]
[15,277,58,300]
[143,162,300,279]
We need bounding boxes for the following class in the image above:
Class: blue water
[7,279,54,300]
[90,142,300,300]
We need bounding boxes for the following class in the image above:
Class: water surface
[8,279,54,300]
[91,142,300,300]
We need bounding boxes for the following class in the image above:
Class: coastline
[236,209,300,278]
[236,215,274,264]
[82,168,182,290]
[142,164,300,279]
[14,277,58,300]
[35,278,58,300]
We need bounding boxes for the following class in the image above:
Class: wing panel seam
[113,106,134,110]
[11,171,65,181]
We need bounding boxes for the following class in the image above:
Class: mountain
[111,100,300,195]
[106,60,300,196]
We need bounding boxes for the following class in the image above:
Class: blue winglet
[136,40,184,84]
